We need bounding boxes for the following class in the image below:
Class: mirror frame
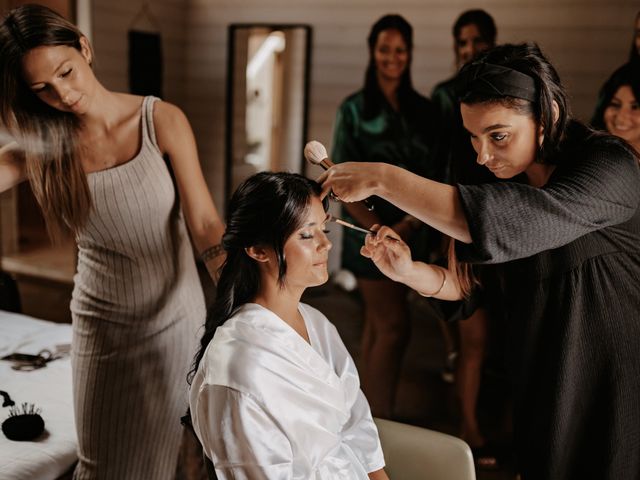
[224,23,312,204]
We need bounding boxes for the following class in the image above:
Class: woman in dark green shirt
[331,14,440,418]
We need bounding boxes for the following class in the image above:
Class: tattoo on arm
[200,244,224,263]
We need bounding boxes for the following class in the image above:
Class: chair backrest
[185,415,474,479]
[374,417,476,480]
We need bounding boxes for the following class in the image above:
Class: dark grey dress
[456,123,640,480]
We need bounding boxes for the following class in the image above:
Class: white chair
[374,417,476,480]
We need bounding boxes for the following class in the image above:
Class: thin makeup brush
[328,215,401,243]
[304,140,375,211]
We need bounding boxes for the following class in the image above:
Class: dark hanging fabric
[0,271,21,313]
[128,30,163,98]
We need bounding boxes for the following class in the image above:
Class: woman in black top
[320,43,640,480]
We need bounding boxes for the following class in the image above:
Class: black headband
[456,62,537,102]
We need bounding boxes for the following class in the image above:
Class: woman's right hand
[317,161,386,203]
[0,142,26,193]
[360,225,414,283]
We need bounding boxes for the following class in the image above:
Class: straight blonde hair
[0,4,91,241]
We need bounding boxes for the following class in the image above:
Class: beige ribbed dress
[70,96,206,479]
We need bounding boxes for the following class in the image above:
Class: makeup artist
[0,5,224,479]
[321,42,640,480]
[330,13,441,419]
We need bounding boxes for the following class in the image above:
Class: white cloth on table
[0,310,76,480]
[189,302,385,480]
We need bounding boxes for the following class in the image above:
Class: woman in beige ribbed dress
[0,5,224,479]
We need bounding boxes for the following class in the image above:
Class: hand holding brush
[327,215,400,243]
[304,140,375,211]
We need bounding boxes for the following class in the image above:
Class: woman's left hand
[360,225,414,282]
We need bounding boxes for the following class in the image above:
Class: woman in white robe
[188,172,387,480]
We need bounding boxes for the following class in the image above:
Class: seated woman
[188,172,387,480]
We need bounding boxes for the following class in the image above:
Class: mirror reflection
[226,24,312,199]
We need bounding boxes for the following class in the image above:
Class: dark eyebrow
[483,124,511,133]
[462,123,512,137]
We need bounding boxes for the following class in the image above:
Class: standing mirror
[225,24,312,200]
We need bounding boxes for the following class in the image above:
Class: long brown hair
[363,14,424,123]
[0,4,91,240]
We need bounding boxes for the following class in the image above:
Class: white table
[0,311,77,480]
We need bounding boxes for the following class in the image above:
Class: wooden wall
[183,0,639,210]
[92,0,189,107]
[18,0,636,271]
[84,0,639,207]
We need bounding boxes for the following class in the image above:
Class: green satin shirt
[331,90,441,278]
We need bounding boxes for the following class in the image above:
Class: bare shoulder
[152,100,192,153]
[153,99,188,127]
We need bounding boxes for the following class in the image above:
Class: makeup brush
[328,215,400,243]
[304,140,375,211]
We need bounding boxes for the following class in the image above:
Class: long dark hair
[591,61,640,131]
[187,172,328,383]
[453,9,496,47]
[363,14,422,122]
[458,42,571,164]
[0,4,92,240]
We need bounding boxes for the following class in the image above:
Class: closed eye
[60,68,72,77]
[300,227,330,239]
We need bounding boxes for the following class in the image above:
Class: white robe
[189,302,385,479]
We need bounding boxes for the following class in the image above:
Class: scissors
[1,347,68,372]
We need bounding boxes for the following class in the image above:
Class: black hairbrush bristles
[2,402,45,441]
